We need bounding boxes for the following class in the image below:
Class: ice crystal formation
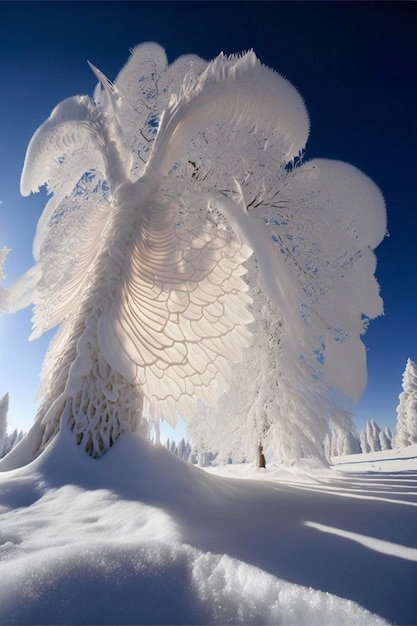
[2,43,386,460]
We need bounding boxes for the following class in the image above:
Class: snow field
[1,429,416,624]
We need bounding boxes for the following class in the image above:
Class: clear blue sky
[0,1,416,438]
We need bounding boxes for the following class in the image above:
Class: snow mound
[0,534,385,625]
[1,429,411,624]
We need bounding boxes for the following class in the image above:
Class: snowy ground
[0,430,416,625]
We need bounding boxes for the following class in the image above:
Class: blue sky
[0,1,416,438]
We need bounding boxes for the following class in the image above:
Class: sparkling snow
[1,431,416,624]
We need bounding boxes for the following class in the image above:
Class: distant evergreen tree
[358,419,394,453]
[395,359,417,447]
[176,438,185,460]
[163,437,197,465]
[384,426,393,446]
[359,429,370,454]
[324,427,361,458]
[366,419,381,452]
[342,429,361,455]
[4,428,17,456]
[183,441,192,462]
[379,429,392,451]
[2,428,25,458]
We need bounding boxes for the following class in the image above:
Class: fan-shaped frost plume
[1,43,385,464]
[256,158,386,402]
[189,155,386,466]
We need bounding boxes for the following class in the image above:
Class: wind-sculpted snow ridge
[1,43,385,462]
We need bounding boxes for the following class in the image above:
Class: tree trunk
[257,442,266,468]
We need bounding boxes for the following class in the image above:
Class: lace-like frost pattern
[3,43,385,461]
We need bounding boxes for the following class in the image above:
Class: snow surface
[0,430,416,625]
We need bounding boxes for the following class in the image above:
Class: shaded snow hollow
[0,430,416,625]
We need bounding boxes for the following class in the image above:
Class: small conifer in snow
[395,359,417,447]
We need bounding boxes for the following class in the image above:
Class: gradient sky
[0,1,416,439]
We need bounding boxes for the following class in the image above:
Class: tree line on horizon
[160,418,394,467]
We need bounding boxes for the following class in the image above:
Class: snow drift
[1,429,416,624]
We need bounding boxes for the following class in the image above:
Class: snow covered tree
[395,359,417,447]
[1,428,24,459]
[3,430,18,457]
[340,429,362,456]
[0,393,9,458]
[379,427,392,451]
[188,279,356,466]
[359,429,370,454]
[176,437,186,460]
[323,426,361,459]
[0,43,386,467]
[384,425,393,442]
[358,419,391,453]
[182,440,192,463]
[365,419,382,452]
[188,173,384,467]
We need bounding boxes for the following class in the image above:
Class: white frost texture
[395,358,417,447]
[2,43,386,461]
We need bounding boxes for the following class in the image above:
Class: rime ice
[2,44,385,462]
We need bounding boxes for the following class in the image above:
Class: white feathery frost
[2,43,385,463]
